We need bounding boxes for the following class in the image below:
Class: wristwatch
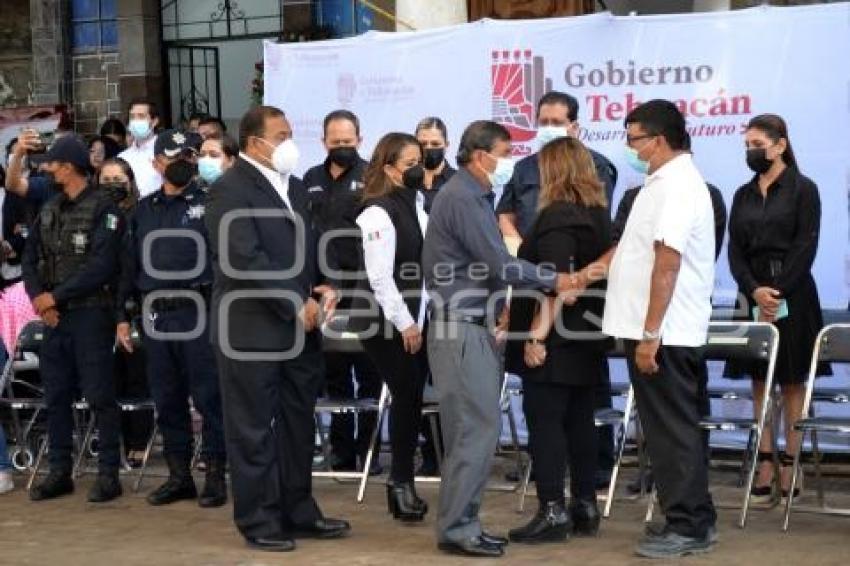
[642,329,661,341]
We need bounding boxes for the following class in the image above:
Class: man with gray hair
[423,120,573,559]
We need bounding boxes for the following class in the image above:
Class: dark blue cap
[44,134,90,170]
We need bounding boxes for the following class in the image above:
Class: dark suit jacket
[205,157,324,354]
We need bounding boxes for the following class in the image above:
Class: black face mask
[746,148,773,174]
[164,159,195,187]
[328,146,359,169]
[101,182,129,203]
[422,147,445,171]
[401,165,424,190]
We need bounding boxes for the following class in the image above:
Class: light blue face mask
[624,145,649,174]
[128,119,152,141]
[486,153,515,187]
[198,156,224,183]
[535,125,568,150]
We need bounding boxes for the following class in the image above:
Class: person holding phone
[727,114,829,503]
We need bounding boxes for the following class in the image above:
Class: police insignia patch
[187,205,205,219]
[105,213,119,231]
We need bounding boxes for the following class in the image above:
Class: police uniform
[302,155,382,471]
[118,130,226,507]
[21,136,125,502]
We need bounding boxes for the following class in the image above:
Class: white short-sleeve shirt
[602,153,715,347]
[118,136,162,197]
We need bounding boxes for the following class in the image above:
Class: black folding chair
[646,322,780,528]
[783,324,850,531]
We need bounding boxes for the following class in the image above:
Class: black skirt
[725,273,831,384]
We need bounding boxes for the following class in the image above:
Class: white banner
[265,3,850,309]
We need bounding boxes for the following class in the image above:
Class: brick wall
[72,52,121,136]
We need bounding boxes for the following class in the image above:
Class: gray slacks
[427,320,502,543]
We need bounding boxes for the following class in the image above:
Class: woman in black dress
[352,132,430,521]
[507,136,612,544]
[728,114,827,502]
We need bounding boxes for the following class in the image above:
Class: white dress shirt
[602,153,715,347]
[118,136,161,197]
[356,191,429,332]
[239,152,293,211]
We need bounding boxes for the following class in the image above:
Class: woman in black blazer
[507,136,612,544]
[351,132,430,522]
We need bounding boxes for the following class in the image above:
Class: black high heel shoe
[386,481,427,522]
[750,451,776,504]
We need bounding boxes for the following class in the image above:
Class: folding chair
[783,324,850,531]
[313,314,390,503]
[646,322,780,529]
[0,320,49,488]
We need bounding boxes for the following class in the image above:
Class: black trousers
[594,364,615,474]
[143,308,225,459]
[216,343,324,540]
[626,341,716,539]
[523,381,598,503]
[324,351,382,464]
[40,307,120,474]
[362,332,428,483]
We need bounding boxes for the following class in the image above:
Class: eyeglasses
[626,134,656,145]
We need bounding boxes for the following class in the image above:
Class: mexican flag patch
[105,213,119,231]
[366,231,381,242]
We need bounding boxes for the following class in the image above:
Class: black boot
[146,454,197,506]
[198,457,227,508]
[569,498,600,536]
[386,481,427,522]
[508,500,572,544]
[30,470,74,501]
[88,472,123,503]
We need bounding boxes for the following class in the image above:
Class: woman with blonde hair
[507,136,612,544]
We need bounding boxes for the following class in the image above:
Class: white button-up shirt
[118,136,161,197]
[356,191,430,332]
[239,152,293,211]
[602,153,715,347]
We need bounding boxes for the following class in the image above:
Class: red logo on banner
[491,49,552,143]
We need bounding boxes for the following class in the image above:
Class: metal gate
[165,45,222,127]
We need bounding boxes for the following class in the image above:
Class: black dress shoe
[87,473,123,503]
[508,500,571,544]
[481,531,509,546]
[147,454,197,506]
[438,536,504,558]
[293,517,351,539]
[569,498,600,536]
[30,470,74,501]
[245,536,296,552]
[198,458,227,508]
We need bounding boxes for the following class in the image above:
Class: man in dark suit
[204,106,350,552]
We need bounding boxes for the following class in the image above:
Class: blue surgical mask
[128,119,152,141]
[486,153,515,187]
[198,156,224,183]
[624,145,649,175]
[535,125,568,150]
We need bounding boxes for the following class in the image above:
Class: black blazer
[205,157,324,354]
[506,201,612,385]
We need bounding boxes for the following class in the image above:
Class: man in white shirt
[118,98,162,197]
[566,100,717,559]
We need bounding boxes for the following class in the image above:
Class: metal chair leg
[134,423,158,493]
[604,387,634,518]
[28,434,48,490]
[357,386,389,503]
[73,414,96,479]
[811,429,824,508]
[645,487,656,523]
[517,457,533,513]
[783,429,806,532]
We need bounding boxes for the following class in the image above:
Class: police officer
[116,130,227,508]
[303,110,382,473]
[22,135,124,503]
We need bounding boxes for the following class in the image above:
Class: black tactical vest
[38,186,113,308]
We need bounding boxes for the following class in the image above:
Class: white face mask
[484,153,515,187]
[535,125,569,150]
[197,156,225,183]
[257,137,299,176]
